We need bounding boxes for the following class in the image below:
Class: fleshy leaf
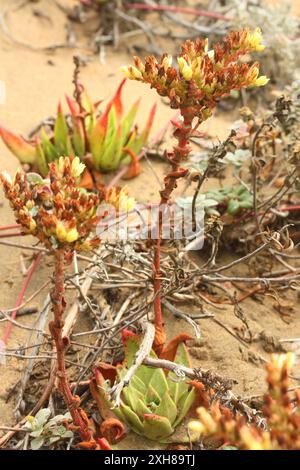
[174,387,196,427]
[122,385,144,412]
[119,402,144,433]
[35,136,49,177]
[160,334,193,363]
[40,127,58,163]
[54,103,73,155]
[123,103,156,157]
[155,392,178,425]
[143,414,173,440]
[131,374,147,395]
[0,126,37,164]
[149,369,169,398]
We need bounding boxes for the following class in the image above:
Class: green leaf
[40,127,58,163]
[134,398,152,417]
[155,392,178,425]
[31,436,45,450]
[35,408,51,427]
[145,384,161,404]
[121,99,140,147]
[174,342,192,368]
[124,103,156,157]
[143,414,173,441]
[35,137,49,177]
[30,428,44,438]
[98,108,123,171]
[149,369,169,398]
[119,402,144,433]
[49,436,61,445]
[168,379,180,405]
[131,374,147,395]
[227,198,240,215]
[174,387,196,427]
[54,105,69,155]
[122,385,144,412]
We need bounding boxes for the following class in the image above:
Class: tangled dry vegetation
[1,0,300,452]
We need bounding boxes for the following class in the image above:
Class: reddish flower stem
[49,249,94,443]
[153,111,193,354]
[125,3,229,21]
[0,224,21,231]
[0,232,24,238]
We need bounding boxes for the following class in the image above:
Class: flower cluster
[103,186,136,213]
[121,29,269,122]
[189,353,300,450]
[0,157,100,251]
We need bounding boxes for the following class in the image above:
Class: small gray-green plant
[23,408,73,450]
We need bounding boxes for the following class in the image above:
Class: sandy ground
[0,0,300,449]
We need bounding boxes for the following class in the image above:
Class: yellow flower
[29,219,37,232]
[120,65,142,80]
[177,57,193,81]
[56,221,67,241]
[246,28,265,52]
[272,352,294,371]
[188,420,205,439]
[66,227,79,243]
[71,157,85,179]
[254,76,270,87]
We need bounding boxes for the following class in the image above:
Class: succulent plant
[93,335,196,442]
[23,409,73,450]
[205,185,253,216]
[0,80,156,178]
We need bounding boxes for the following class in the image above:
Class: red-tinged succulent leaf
[95,362,117,385]
[90,373,117,422]
[97,438,113,450]
[125,103,156,156]
[0,125,37,164]
[153,323,167,357]
[159,333,193,362]
[65,95,79,117]
[121,328,137,345]
[143,414,174,440]
[76,441,99,450]
[121,98,140,147]
[122,147,141,179]
[110,78,126,121]
[100,418,126,444]
[189,380,210,411]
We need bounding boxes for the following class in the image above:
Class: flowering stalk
[49,249,93,440]
[121,29,269,353]
[0,157,103,447]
